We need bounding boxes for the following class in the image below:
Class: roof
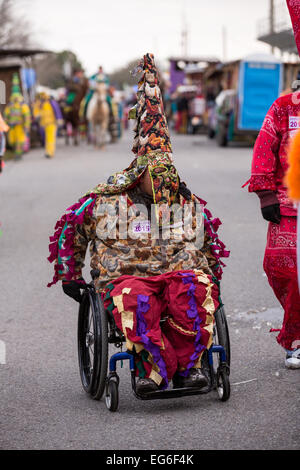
[168,56,220,63]
[0,48,50,58]
[242,53,282,64]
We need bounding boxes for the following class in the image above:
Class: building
[203,56,299,96]
[168,56,219,94]
[257,0,299,55]
[0,48,49,109]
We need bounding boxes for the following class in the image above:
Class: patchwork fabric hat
[86,53,179,211]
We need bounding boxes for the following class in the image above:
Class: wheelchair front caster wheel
[216,369,230,402]
[105,380,119,412]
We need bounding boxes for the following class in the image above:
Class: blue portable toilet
[238,53,283,132]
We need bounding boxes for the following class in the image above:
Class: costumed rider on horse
[85,66,118,144]
[47,54,229,394]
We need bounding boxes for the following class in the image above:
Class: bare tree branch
[0,0,33,48]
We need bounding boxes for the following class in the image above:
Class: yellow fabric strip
[113,294,124,313]
[149,369,163,386]
[113,291,143,353]
[194,352,204,369]
[121,310,134,331]
[195,270,216,351]
[167,317,197,336]
[122,287,131,295]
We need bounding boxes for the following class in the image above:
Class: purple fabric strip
[136,294,169,389]
[178,272,205,377]
[50,99,63,121]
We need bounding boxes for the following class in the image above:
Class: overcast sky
[17,0,292,74]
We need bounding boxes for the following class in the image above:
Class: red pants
[103,270,219,389]
[264,216,300,350]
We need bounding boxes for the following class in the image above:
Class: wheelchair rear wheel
[214,305,231,367]
[78,288,108,399]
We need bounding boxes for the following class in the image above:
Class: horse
[64,76,88,146]
[87,82,110,149]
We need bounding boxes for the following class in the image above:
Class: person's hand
[261,204,281,224]
[62,278,86,303]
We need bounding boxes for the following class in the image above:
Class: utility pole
[222,26,227,62]
[181,1,188,57]
[181,17,188,57]
[270,0,275,54]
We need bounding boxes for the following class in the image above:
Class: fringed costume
[48,54,229,388]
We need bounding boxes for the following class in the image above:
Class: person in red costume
[245,0,300,369]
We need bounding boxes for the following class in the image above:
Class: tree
[35,50,84,89]
[108,59,140,89]
[0,0,33,48]
[108,58,166,91]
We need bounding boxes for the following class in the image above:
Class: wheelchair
[77,271,231,412]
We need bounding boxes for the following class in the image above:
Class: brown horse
[64,73,88,146]
[87,82,110,149]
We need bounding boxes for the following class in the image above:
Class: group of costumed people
[0,73,63,164]
[0,65,120,169]
[47,53,229,393]
[244,0,300,368]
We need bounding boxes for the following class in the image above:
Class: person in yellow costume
[4,74,31,160]
[34,92,63,159]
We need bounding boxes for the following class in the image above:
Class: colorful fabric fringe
[103,270,219,388]
[196,195,230,280]
[47,194,97,287]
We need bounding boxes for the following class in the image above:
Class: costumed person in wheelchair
[47,54,229,395]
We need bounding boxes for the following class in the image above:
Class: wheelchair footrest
[134,385,211,401]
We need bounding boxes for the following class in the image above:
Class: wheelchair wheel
[78,288,108,399]
[216,368,230,402]
[214,305,231,367]
[105,379,119,412]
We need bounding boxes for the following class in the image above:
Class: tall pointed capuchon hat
[130,53,173,159]
[10,73,24,101]
[286,0,300,55]
[85,53,179,208]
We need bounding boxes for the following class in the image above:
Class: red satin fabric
[103,271,219,385]
[264,216,300,350]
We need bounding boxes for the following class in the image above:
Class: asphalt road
[0,130,299,450]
